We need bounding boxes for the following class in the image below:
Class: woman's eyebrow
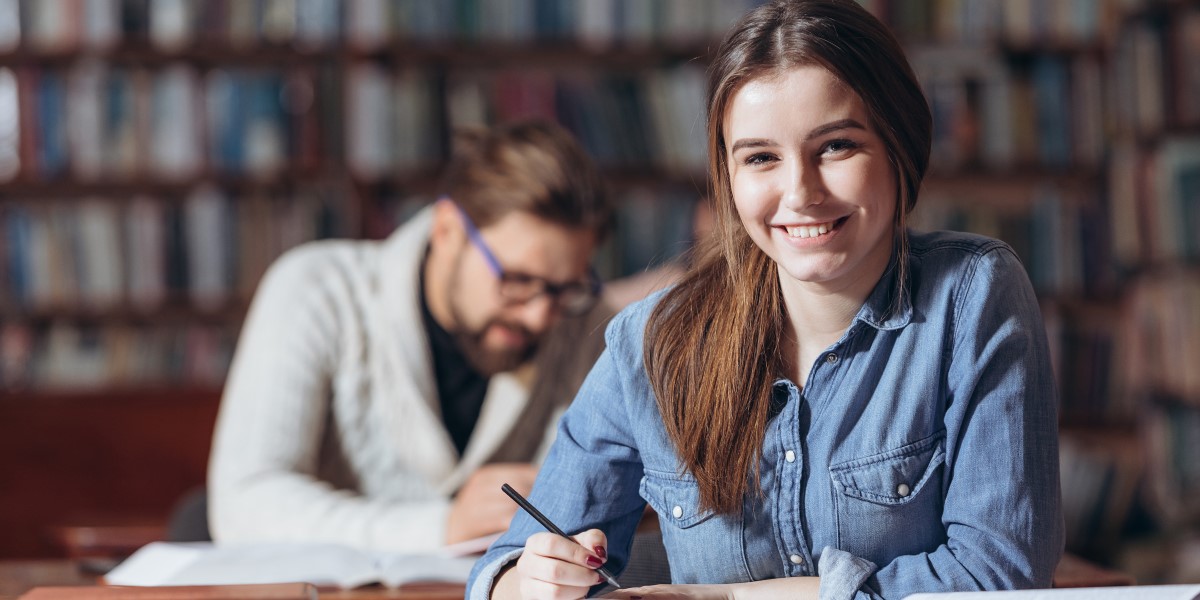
[730,119,867,153]
[804,118,866,142]
[730,138,774,153]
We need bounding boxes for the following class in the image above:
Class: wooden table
[0,553,1134,599]
[0,561,464,600]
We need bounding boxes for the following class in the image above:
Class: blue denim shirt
[467,230,1064,600]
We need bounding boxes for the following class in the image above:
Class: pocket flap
[829,433,946,505]
[639,471,716,529]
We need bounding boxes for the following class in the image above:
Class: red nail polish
[594,545,607,560]
[586,555,603,568]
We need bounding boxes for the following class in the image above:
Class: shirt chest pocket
[639,471,751,584]
[828,432,947,565]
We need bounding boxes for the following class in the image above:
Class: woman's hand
[492,529,610,600]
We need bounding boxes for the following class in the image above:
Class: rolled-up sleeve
[467,309,651,599]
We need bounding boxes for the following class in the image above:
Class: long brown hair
[644,0,932,514]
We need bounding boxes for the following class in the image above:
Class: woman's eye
[821,139,860,156]
[744,152,776,166]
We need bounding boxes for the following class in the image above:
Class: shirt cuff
[468,548,524,600]
[818,546,878,600]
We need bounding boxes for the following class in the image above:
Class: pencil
[500,483,622,589]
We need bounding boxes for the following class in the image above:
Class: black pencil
[500,483,622,589]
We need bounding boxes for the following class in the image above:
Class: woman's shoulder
[908,229,1014,260]
[907,229,1026,280]
[603,287,673,350]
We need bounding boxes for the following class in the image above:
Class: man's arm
[207,246,452,552]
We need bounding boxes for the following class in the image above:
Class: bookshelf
[0,0,1196,581]
[0,0,755,559]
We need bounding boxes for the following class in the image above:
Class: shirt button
[789,554,805,565]
[825,353,838,364]
[785,450,796,463]
[897,483,911,497]
[672,505,683,519]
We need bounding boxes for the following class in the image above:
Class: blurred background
[0,0,1197,587]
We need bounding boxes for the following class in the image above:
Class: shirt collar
[851,242,912,331]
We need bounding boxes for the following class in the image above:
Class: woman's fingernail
[594,545,607,560]
[586,555,603,568]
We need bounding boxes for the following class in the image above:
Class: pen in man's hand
[500,483,622,589]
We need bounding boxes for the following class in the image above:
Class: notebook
[904,585,1200,600]
[103,542,479,590]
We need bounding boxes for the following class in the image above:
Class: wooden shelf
[0,301,248,324]
[0,40,715,69]
[0,170,346,198]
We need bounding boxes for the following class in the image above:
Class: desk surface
[0,562,464,600]
[0,554,1134,599]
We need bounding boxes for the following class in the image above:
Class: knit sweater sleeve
[207,245,451,552]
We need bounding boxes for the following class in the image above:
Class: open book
[104,541,485,590]
[904,585,1200,600]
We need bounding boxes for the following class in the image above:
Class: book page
[372,553,478,589]
[904,585,1200,600]
[104,542,213,587]
[105,542,379,589]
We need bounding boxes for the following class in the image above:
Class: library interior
[0,0,1198,597]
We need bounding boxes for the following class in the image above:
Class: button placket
[772,381,811,577]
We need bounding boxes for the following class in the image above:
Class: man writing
[208,120,613,551]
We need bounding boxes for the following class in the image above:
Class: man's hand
[446,462,538,544]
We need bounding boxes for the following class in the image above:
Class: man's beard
[448,315,537,376]
[444,255,539,376]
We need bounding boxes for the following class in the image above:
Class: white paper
[904,585,1200,600]
[105,541,479,589]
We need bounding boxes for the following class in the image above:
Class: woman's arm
[824,246,1064,599]
[468,308,653,599]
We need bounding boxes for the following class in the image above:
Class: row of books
[910,46,1105,171]
[0,181,704,315]
[1121,271,1200,404]
[0,319,234,391]
[1058,429,1142,553]
[1108,137,1200,269]
[1109,11,1200,137]
[0,61,710,183]
[0,0,762,52]
[911,184,1112,297]
[1144,402,1200,529]
[0,185,348,312]
[866,0,1121,45]
[0,64,334,182]
[348,64,709,178]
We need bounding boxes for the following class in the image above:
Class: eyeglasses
[452,201,602,317]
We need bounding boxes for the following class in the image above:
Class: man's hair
[439,119,612,239]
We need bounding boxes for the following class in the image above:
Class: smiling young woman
[469,2,1063,599]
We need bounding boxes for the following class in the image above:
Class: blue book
[36,71,68,178]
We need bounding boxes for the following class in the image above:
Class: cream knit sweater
[208,207,606,552]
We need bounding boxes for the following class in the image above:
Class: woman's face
[725,65,897,292]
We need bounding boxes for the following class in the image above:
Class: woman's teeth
[785,221,834,238]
